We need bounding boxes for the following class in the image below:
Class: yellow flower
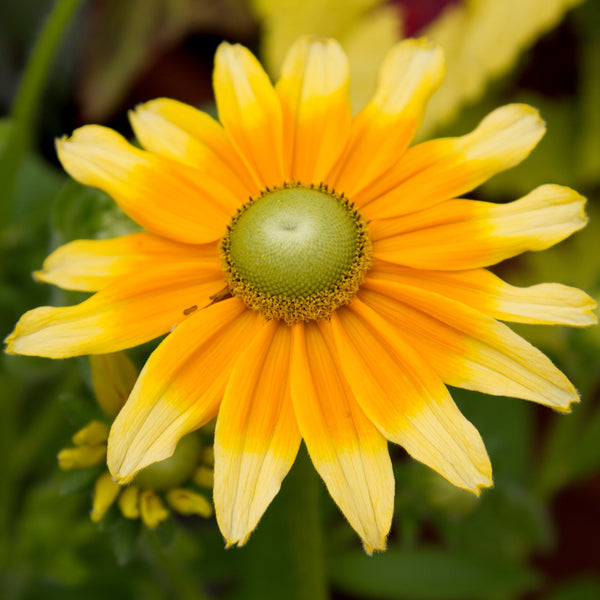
[251,0,583,132]
[59,419,213,527]
[6,36,596,553]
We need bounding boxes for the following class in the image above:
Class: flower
[5,36,596,553]
[58,354,213,528]
[251,0,583,131]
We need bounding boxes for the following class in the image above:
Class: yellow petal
[72,421,110,446]
[331,302,492,494]
[276,35,352,183]
[107,298,263,483]
[90,352,139,417]
[371,185,588,269]
[214,42,285,188]
[129,98,259,199]
[5,262,224,358]
[214,320,301,547]
[58,445,107,470]
[91,472,120,522]
[360,280,580,411]
[118,485,140,519]
[251,0,401,111]
[368,262,597,327]
[166,488,213,517]
[332,38,444,197]
[139,490,169,528]
[56,126,236,244]
[420,0,583,136]
[290,322,394,553]
[34,233,219,292]
[359,104,545,219]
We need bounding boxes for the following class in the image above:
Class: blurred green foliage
[1,1,599,599]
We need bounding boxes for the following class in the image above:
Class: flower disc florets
[220,182,372,324]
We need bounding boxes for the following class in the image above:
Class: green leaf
[452,388,534,484]
[441,482,552,562]
[329,548,540,600]
[59,392,108,429]
[59,465,104,495]
[109,516,142,566]
[564,403,600,482]
[574,0,600,185]
[51,179,139,245]
[544,576,600,600]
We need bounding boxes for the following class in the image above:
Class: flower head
[6,36,596,553]
[58,354,213,528]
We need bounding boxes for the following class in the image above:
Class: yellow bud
[58,445,106,470]
[91,472,120,522]
[72,421,109,446]
[118,485,140,519]
[166,488,213,518]
[140,490,169,529]
[90,352,138,417]
[191,466,214,488]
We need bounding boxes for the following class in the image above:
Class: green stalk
[238,445,329,600]
[0,0,82,216]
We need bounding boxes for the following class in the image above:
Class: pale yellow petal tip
[32,269,48,284]
[472,476,494,498]
[224,533,250,550]
[3,330,17,354]
[108,467,137,486]
[458,464,494,498]
[552,390,581,415]
[362,536,388,556]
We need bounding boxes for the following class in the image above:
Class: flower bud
[58,445,106,470]
[72,420,109,446]
[134,433,201,492]
[90,352,138,417]
[166,488,213,517]
[140,490,169,528]
[118,485,140,519]
[91,472,120,522]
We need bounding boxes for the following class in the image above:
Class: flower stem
[238,445,329,600]
[0,0,82,215]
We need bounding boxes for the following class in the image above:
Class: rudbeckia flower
[5,36,596,553]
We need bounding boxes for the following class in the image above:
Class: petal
[214,320,301,546]
[34,233,219,292]
[107,298,264,482]
[166,489,213,517]
[331,38,444,197]
[369,261,598,327]
[139,490,169,528]
[371,185,588,269]
[420,0,582,135]
[56,126,237,244]
[290,322,394,553]
[5,261,224,358]
[360,279,580,411]
[358,104,545,218]
[275,36,352,183]
[91,472,120,522]
[214,42,285,188]
[129,98,260,199]
[331,302,491,493]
